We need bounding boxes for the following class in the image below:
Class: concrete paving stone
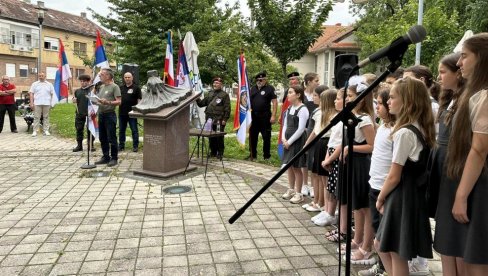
[57,251,87,263]
[76,224,100,232]
[235,249,262,262]
[140,228,163,238]
[112,248,138,260]
[85,249,113,261]
[205,224,227,233]
[137,246,161,258]
[117,229,141,239]
[215,262,243,276]
[14,220,40,228]
[281,246,308,257]
[241,260,269,274]
[288,255,318,269]
[107,258,136,272]
[10,243,41,255]
[206,232,230,242]
[45,233,72,243]
[254,237,278,248]
[1,253,33,266]
[162,255,188,267]
[186,242,210,255]
[70,232,96,242]
[79,260,110,274]
[19,264,53,276]
[28,252,60,265]
[312,255,340,267]
[0,266,23,275]
[106,271,133,276]
[209,240,233,252]
[227,231,251,240]
[162,266,189,276]
[162,244,187,256]
[248,229,273,239]
[94,231,119,241]
[38,242,66,253]
[142,221,163,228]
[98,223,122,232]
[5,227,31,236]
[0,245,15,255]
[231,239,255,250]
[135,268,161,276]
[121,221,143,230]
[295,235,321,246]
[304,244,328,256]
[259,247,286,259]
[212,250,238,264]
[163,235,185,246]
[270,229,294,239]
[264,258,294,272]
[189,264,216,276]
[139,237,163,248]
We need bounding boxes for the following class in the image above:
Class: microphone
[357,25,427,68]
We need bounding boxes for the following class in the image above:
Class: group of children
[278,33,488,276]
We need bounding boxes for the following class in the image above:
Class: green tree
[248,0,333,84]
[352,0,462,73]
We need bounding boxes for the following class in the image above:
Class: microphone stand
[229,59,404,275]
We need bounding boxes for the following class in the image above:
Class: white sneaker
[301,203,310,209]
[289,193,304,204]
[32,131,37,137]
[309,186,315,198]
[44,130,51,136]
[409,260,430,276]
[306,203,321,212]
[358,264,385,276]
[311,211,327,222]
[301,185,309,196]
[315,213,337,226]
[282,189,295,200]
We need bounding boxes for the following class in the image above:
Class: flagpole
[81,115,96,169]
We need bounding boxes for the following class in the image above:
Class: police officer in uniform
[248,72,277,161]
[196,77,230,159]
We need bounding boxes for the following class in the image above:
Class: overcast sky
[39,0,357,26]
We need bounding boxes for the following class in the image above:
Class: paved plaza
[0,117,442,275]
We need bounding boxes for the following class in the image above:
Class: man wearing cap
[196,77,230,159]
[282,71,301,103]
[0,75,18,133]
[248,71,277,161]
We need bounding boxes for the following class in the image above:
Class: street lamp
[37,5,45,80]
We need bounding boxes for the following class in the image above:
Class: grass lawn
[50,100,283,167]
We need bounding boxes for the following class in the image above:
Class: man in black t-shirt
[248,72,277,160]
[72,74,95,152]
[118,72,142,152]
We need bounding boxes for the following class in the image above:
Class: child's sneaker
[408,259,430,275]
[289,193,304,204]
[282,189,295,200]
[358,263,385,276]
[301,185,310,196]
[309,186,315,198]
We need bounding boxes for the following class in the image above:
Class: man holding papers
[94,68,121,167]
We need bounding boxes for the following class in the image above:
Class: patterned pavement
[0,116,442,275]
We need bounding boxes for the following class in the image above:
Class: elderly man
[95,68,121,167]
[248,71,277,161]
[118,72,142,152]
[0,76,18,133]
[29,72,55,136]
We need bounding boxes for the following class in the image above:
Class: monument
[129,70,200,178]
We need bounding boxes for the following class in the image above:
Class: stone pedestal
[129,92,201,178]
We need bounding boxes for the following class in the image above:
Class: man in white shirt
[29,72,55,137]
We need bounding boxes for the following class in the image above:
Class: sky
[38,0,357,27]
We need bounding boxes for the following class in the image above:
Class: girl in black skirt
[432,53,467,276]
[376,77,436,276]
[445,33,488,275]
[281,85,310,204]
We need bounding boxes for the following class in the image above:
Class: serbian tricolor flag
[176,41,190,89]
[92,30,110,84]
[164,31,175,86]
[87,99,99,140]
[278,91,290,159]
[53,38,71,106]
[233,53,252,147]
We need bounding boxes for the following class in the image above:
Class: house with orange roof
[0,0,112,94]
[290,23,360,88]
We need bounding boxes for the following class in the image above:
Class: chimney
[37,1,45,9]
[81,12,86,18]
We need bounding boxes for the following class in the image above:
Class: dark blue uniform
[249,84,276,159]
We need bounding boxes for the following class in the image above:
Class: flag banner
[233,53,252,146]
[87,99,99,140]
[93,30,110,84]
[53,38,71,106]
[176,41,191,89]
[164,31,175,86]
[183,32,203,92]
[278,95,290,159]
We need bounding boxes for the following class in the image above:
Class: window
[46,67,57,80]
[324,52,330,87]
[74,41,87,56]
[76,68,86,78]
[19,65,28,78]
[6,64,16,78]
[44,37,59,51]
[0,23,9,44]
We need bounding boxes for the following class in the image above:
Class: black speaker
[121,63,140,85]
[334,54,359,89]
